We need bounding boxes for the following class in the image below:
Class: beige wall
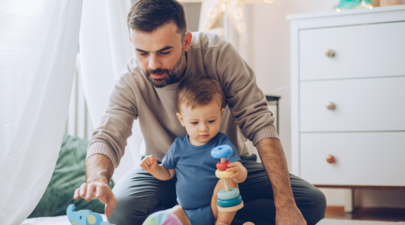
[250,0,338,169]
[180,0,404,209]
[248,0,405,208]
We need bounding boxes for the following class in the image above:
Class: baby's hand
[140,155,158,173]
[226,161,247,183]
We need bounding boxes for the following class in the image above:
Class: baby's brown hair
[177,75,224,112]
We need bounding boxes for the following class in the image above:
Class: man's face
[129,22,191,87]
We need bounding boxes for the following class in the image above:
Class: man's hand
[73,154,116,218]
[256,138,306,225]
[140,155,158,173]
[276,205,307,225]
[73,181,117,218]
[226,161,247,183]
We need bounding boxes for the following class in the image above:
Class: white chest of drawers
[288,5,405,188]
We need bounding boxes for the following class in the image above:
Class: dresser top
[287,4,405,20]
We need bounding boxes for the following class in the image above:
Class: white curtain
[198,0,249,62]
[0,0,82,224]
[80,0,143,182]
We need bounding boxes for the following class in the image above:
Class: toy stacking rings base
[211,145,244,212]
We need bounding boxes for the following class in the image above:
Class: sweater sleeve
[86,74,138,168]
[214,41,279,145]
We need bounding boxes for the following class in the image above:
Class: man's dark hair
[127,0,187,35]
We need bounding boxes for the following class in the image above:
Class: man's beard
[145,51,184,88]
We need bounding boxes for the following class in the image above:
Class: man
[73,0,326,224]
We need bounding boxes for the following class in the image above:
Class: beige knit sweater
[87,32,278,168]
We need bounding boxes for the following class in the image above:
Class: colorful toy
[66,204,115,225]
[142,210,182,225]
[333,0,372,11]
[211,145,244,212]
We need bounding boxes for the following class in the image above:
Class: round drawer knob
[326,49,336,58]
[326,154,335,164]
[326,101,336,110]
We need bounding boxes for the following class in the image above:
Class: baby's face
[177,99,224,146]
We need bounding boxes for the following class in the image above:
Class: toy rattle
[66,204,115,225]
[142,210,182,225]
[211,145,244,212]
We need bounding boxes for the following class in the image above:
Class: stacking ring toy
[211,145,232,159]
[218,188,240,200]
[217,201,244,212]
[211,144,244,213]
[216,160,230,171]
[215,170,233,179]
[217,195,242,208]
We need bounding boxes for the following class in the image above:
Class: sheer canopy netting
[79,0,143,182]
[0,0,144,224]
[0,1,82,224]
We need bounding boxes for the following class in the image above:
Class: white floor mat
[21,215,108,225]
[20,217,405,225]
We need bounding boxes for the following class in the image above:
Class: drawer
[300,132,405,186]
[300,77,405,132]
[299,22,405,81]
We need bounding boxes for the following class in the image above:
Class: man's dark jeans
[108,154,326,225]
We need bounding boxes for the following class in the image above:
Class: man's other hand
[73,181,117,218]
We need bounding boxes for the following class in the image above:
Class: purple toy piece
[142,210,182,225]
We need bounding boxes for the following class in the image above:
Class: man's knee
[109,196,169,225]
[107,167,177,224]
[108,195,155,225]
[233,198,275,225]
[302,187,327,225]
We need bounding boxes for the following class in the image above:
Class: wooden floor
[325,206,405,222]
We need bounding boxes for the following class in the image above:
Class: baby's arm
[226,161,247,183]
[140,155,175,181]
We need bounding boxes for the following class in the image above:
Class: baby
[141,75,248,225]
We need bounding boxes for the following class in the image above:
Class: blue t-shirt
[162,132,241,210]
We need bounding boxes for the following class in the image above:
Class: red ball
[216,160,230,171]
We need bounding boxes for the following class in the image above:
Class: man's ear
[129,29,135,46]
[183,32,192,52]
[176,112,185,127]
